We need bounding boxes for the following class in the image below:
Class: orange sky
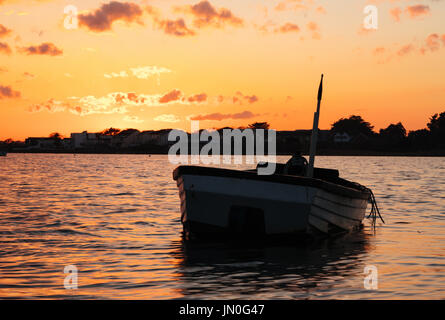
[0,0,444,140]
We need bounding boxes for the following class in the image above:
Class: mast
[307,74,324,178]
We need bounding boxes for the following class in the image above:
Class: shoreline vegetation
[1,113,444,157]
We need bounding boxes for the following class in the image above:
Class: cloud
[28,99,68,113]
[0,84,20,99]
[180,1,243,29]
[187,93,207,103]
[123,115,143,123]
[0,42,11,54]
[157,18,195,37]
[30,90,215,116]
[390,7,402,22]
[405,5,430,19]
[23,72,35,79]
[397,44,415,56]
[104,71,128,78]
[307,22,321,39]
[274,23,299,33]
[420,33,445,54]
[233,92,259,105]
[373,47,386,55]
[19,42,63,56]
[275,0,308,12]
[0,24,12,38]
[316,6,326,14]
[130,66,171,79]
[190,110,256,121]
[159,89,183,103]
[78,1,144,32]
[154,114,180,123]
[391,5,430,22]
[104,66,171,81]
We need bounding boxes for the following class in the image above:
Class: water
[0,154,443,299]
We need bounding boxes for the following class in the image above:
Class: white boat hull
[178,174,314,237]
[175,169,369,238]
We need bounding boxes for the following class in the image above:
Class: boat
[0,151,6,157]
[173,75,383,239]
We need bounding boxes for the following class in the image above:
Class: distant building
[25,137,57,149]
[71,131,99,148]
[137,129,173,146]
[112,129,140,148]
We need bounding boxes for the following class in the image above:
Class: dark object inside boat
[256,162,339,181]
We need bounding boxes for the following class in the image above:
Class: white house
[71,131,99,148]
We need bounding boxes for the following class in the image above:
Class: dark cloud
[191,110,256,121]
[0,42,11,55]
[0,85,20,99]
[182,1,243,28]
[159,89,183,103]
[0,24,12,38]
[78,1,144,32]
[20,42,63,56]
[157,18,195,37]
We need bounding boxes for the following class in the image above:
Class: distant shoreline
[6,150,445,157]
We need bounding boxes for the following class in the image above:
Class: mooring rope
[366,188,385,226]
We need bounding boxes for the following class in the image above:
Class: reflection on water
[0,154,444,299]
[171,232,371,299]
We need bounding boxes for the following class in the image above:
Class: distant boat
[173,75,382,239]
[0,151,6,157]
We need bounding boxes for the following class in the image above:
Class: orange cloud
[0,42,11,55]
[390,7,402,22]
[191,110,256,121]
[307,21,321,39]
[405,5,430,19]
[275,0,308,12]
[19,42,62,56]
[0,84,20,99]
[316,6,326,14]
[159,89,183,103]
[275,23,299,34]
[78,1,144,32]
[420,33,445,54]
[233,92,259,104]
[373,47,385,55]
[397,44,415,56]
[187,93,207,103]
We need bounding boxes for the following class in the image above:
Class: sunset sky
[0,0,444,140]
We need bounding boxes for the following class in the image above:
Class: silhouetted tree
[331,115,375,137]
[427,112,445,146]
[248,122,270,130]
[118,128,140,136]
[49,132,63,147]
[408,129,431,149]
[100,128,121,136]
[379,122,406,146]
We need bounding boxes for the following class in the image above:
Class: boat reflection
[170,231,371,299]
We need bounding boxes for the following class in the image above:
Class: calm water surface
[0,154,443,299]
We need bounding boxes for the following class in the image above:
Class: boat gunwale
[173,165,370,200]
